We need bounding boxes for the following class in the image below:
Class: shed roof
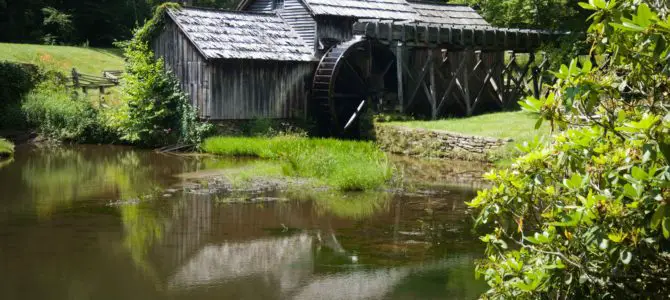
[408,2,489,26]
[303,0,417,20]
[167,7,315,62]
[237,0,489,27]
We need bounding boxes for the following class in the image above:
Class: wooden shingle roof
[408,2,489,26]
[167,7,315,61]
[303,0,417,20]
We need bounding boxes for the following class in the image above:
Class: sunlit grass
[201,136,392,191]
[0,43,124,75]
[385,111,551,165]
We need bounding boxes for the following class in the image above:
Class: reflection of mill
[134,190,480,299]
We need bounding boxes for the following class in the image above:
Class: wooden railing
[70,68,122,94]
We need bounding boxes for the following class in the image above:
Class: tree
[468,0,670,298]
[452,0,591,31]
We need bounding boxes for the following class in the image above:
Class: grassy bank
[385,111,550,165]
[0,138,15,157]
[202,136,392,191]
[0,43,124,75]
[386,111,548,141]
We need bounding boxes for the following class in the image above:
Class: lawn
[385,111,552,165]
[386,111,549,142]
[201,136,392,191]
[0,43,124,75]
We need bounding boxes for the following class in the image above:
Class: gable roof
[303,0,417,20]
[408,2,489,26]
[237,0,489,27]
[166,7,315,62]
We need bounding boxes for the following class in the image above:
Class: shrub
[108,3,211,147]
[201,136,392,191]
[0,138,14,157]
[468,1,670,298]
[0,61,41,129]
[22,81,104,142]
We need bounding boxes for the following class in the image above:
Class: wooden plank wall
[245,0,317,51]
[280,0,317,50]
[153,21,211,118]
[247,0,273,12]
[209,60,313,120]
[316,16,356,45]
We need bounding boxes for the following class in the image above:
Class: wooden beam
[403,56,431,111]
[429,50,437,119]
[396,42,405,112]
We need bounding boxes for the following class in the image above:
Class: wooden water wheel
[312,38,397,137]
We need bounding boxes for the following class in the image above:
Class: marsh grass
[202,136,392,191]
[0,138,14,157]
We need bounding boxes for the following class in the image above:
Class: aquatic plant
[201,136,392,191]
[0,138,14,157]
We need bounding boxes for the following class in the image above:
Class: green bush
[22,81,104,142]
[201,136,392,191]
[0,138,14,157]
[108,3,211,147]
[469,1,670,298]
[0,61,41,129]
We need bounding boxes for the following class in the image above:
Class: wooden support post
[429,50,437,120]
[463,50,472,116]
[396,42,404,112]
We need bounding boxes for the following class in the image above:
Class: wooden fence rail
[70,68,122,95]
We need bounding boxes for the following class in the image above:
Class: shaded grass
[386,111,551,165]
[0,138,14,157]
[201,136,392,191]
[0,43,124,75]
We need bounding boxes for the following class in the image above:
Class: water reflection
[0,145,487,299]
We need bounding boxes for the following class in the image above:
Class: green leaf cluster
[108,3,211,147]
[469,1,670,298]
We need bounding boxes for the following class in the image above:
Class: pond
[0,145,488,299]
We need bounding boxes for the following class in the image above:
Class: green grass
[386,111,548,141]
[0,138,14,157]
[201,136,392,191]
[386,111,551,165]
[0,43,124,75]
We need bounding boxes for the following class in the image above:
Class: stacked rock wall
[375,125,510,161]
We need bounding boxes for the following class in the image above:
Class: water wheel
[312,38,397,137]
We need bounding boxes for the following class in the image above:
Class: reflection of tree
[0,157,13,169]
[120,203,167,277]
[289,190,391,220]
[17,146,190,218]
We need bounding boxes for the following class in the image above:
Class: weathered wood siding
[247,0,273,12]
[153,20,211,118]
[316,16,355,44]
[209,60,313,119]
[244,0,317,51]
[280,0,317,50]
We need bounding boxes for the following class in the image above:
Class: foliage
[468,1,670,298]
[0,61,42,129]
[40,7,73,45]
[0,138,14,157]
[22,79,109,142]
[202,136,393,191]
[452,0,590,31]
[109,3,211,147]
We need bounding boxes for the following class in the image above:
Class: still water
[0,145,487,300]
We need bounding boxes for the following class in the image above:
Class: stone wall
[375,124,511,161]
